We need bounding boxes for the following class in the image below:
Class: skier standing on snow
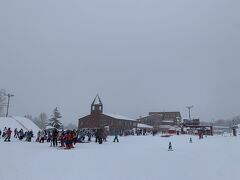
[14,128,18,138]
[19,129,24,140]
[0,129,2,139]
[52,128,58,147]
[168,142,173,151]
[27,130,33,142]
[95,129,99,143]
[113,130,119,142]
[39,130,45,143]
[64,130,74,149]
[87,131,92,142]
[72,130,77,145]
[5,128,12,142]
[97,128,104,144]
[70,131,74,148]
[2,127,7,138]
[36,131,41,142]
[47,131,51,143]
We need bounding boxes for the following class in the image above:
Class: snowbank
[0,116,40,134]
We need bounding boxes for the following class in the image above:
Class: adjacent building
[137,112,181,132]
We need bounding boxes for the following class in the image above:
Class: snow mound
[0,116,40,134]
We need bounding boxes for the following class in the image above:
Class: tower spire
[91,95,103,114]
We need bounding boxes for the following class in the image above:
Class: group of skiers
[36,129,78,149]
[0,126,121,149]
[0,127,34,142]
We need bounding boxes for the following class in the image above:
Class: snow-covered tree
[0,89,6,117]
[48,107,63,129]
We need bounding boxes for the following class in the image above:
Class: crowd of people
[0,127,34,142]
[36,129,79,149]
[1,126,154,149]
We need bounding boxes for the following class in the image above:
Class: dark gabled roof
[78,114,92,121]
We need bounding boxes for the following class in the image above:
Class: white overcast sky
[0,0,239,125]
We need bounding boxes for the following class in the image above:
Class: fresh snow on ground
[0,134,239,180]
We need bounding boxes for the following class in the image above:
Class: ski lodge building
[137,112,181,132]
[78,95,138,134]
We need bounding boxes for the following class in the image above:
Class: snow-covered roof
[168,127,181,131]
[213,126,230,129]
[0,116,40,134]
[159,125,173,129]
[137,123,153,129]
[161,120,174,123]
[45,125,55,130]
[104,113,136,121]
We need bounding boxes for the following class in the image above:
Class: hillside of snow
[0,134,239,180]
[0,116,40,134]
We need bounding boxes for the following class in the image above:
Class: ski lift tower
[186,105,194,120]
[4,93,14,117]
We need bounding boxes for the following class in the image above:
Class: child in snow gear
[189,137,192,143]
[168,142,173,151]
[113,131,119,142]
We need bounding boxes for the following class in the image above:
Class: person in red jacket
[69,131,74,149]
[5,128,12,142]
[64,131,75,149]
[65,131,71,149]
